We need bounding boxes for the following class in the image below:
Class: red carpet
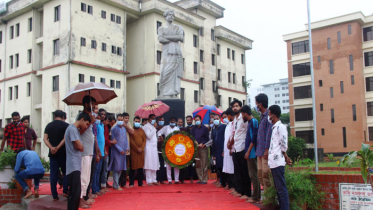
[33,180,260,210]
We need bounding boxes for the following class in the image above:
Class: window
[87,5,93,14]
[111,14,115,22]
[9,87,12,100]
[295,130,314,144]
[366,77,373,91]
[291,40,309,55]
[365,52,373,67]
[218,69,221,80]
[241,54,244,64]
[0,31,2,43]
[101,10,106,19]
[193,35,197,47]
[320,103,323,111]
[293,62,310,77]
[116,81,121,89]
[228,72,231,83]
[81,3,87,12]
[194,91,198,103]
[200,50,204,62]
[194,62,198,74]
[81,37,86,46]
[91,40,97,49]
[53,39,60,55]
[211,29,215,41]
[294,85,311,99]
[227,48,230,59]
[52,76,59,91]
[116,16,121,24]
[217,44,220,55]
[217,95,221,107]
[28,18,32,32]
[351,75,355,85]
[14,86,18,99]
[28,49,32,63]
[349,55,353,70]
[340,81,344,93]
[157,51,162,65]
[212,54,215,66]
[242,76,245,87]
[199,28,203,36]
[117,47,122,56]
[157,21,162,34]
[317,56,321,63]
[100,78,105,84]
[352,104,356,121]
[15,23,20,37]
[329,60,334,74]
[79,74,84,83]
[212,81,217,92]
[180,88,185,100]
[363,26,373,42]
[330,87,334,98]
[337,31,341,43]
[27,82,31,96]
[233,73,236,84]
[321,129,325,136]
[54,6,61,22]
[90,76,95,82]
[10,26,14,39]
[111,45,116,54]
[183,58,185,71]
[243,100,246,105]
[0,59,2,72]
[9,56,13,69]
[348,25,352,35]
[327,38,331,49]
[319,80,322,87]
[229,97,232,106]
[110,80,115,88]
[15,54,19,67]
[343,127,347,148]
[331,109,335,123]
[102,43,106,52]
[200,78,204,90]
[367,102,373,116]
[232,50,235,61]
[369,127,373,142]
[157,83,160,96]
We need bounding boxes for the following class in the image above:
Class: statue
[157,10,184,99]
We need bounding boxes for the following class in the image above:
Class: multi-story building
[283,12,373,154]
[249,79,289,113]
[0,0,252,158]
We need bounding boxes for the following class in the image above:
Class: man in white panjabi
[223,108,235,191]
[157,116,180,184]
[157,9,184,99]
[143,115,160,186]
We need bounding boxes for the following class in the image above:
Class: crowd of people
[0,93,292,210]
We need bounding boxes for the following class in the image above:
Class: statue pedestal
[153,99,185,125]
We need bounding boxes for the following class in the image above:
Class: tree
[280,113,290,125]
[252,108,261,123]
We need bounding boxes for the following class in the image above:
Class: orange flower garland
[164,134,195,166]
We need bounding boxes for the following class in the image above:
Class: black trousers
[180,164,194,182]
[107,147,112,181]
[232,151,251,197]
[67,171,81,210]
[130,168,144,186]
[157,153,166,182]
[217,168,227,187]
[227,173,236,189]
[83,157,95,201]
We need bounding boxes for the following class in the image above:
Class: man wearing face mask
[157,116,180,184]
[118,112,134,189]
[179,116,195,184]
[222,108,236,192]
[222,112,229,124]
[129,116,146,187]
[91,112,106,197]
[1,112,26,152]
[255,93,273,197]
[191,115,209,184]
[156,116,167,184]
[211,114,227,188]
[143,114,160,186]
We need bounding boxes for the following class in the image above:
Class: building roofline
[174,0,225,11]
[215,25,253,42]
[261,78,289,87]
[173,0,225,18]
[155,0,206,20]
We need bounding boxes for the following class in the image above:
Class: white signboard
[339,183,373,210]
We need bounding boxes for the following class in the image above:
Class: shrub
[287,136,306,161]
[326,153,334,162]
[0,148,17,171]
[299,158,313,165]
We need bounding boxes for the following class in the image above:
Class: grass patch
[292,160,359,168]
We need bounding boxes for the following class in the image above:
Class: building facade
[0,0,252,158]
[283,12,373,154]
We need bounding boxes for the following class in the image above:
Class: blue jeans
[50,156,68,199]
[113,171,121,189]
[100,156,109,187]
[15,171,44,191]
[271,166,289,210]
[92,158,103,194]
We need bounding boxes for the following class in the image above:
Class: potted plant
[263,168,325,210]
[0,148,17,189]
[341,143,373,191]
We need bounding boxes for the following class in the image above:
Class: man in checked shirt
[1,112,26,152]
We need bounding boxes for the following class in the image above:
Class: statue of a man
[157,10,184,99]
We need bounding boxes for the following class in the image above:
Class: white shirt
[157,125,179,138]
[143,123,159,170]
[233,113,248,152]
[268,120,288,169]
[223,121,234,174]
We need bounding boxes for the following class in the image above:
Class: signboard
[339,183,373,210]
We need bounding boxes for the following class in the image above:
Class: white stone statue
[157,10,184,99]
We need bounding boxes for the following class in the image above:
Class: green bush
[326,153,334,162]
[287,136,306,161]
[299,158,313,165]
[263,168,325,210]
[0,148,17,171]
[40,156,50,172]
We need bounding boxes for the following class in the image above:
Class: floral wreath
[162,131,198,169]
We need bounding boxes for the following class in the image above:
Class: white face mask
[267,115,273,124]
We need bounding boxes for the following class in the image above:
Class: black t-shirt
[44,120,70,158]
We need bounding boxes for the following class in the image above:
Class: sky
[170,0,373,88]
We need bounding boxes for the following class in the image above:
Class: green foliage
[280,113,290,125]
[263,168,325,210]
[299,158,314,165]
[326,153,334,162]
[7,175,17,189]
[287,136,306,161]
[40,156,50,172]
[341,143,373,190]
[251,108,261,123]
[0,148,17,171]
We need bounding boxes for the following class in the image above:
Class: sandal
[246,198,260,203]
